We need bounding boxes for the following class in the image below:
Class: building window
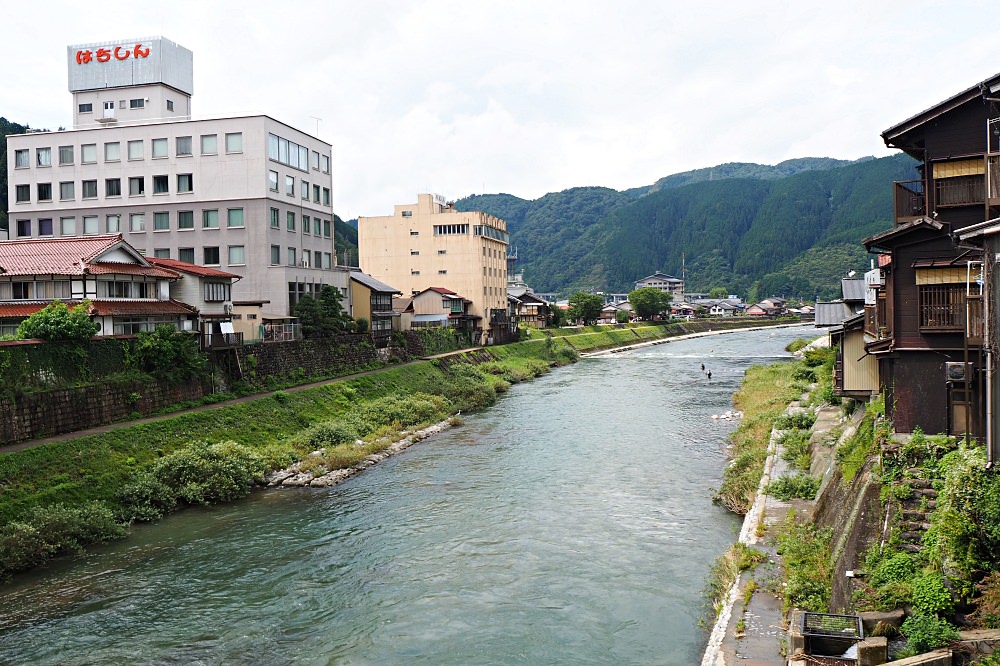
[15,184,29,203]
[287,211,295,231]
[178,211,194,229]
[129,98,145,109]
[322,155,330,173]
[14,149,28,168]
[323,188,330,206]
[204,281,230,302]
[130,213,145,232]
[166,100,174,112]
[438,269,447,275]
[267,132,311,172]
[322,252,332,269]
[106,214,121,232]
[154,212,170,231]
[201,134,217,155]
[38,219,53,236]
[37,183,52,201]
[81,143,97,163]
[323,219,331,238]
[58,146,74,165]
[434,224,470,236]
[176,136,192,156]
[12,282,31,299]
[285,175,294,196]
[60,217,76,236]
[179,247,195,263]
[312,150,319,170]
[153,175,169,194]
[153,248,170,259]
[313,217,321,235]
[314,251,322,269]
[127,140,143,160]
[287,247,296,266]
[105,142,120,162]
[313,184,321,203]
[79,102,93,113]
[76,184,99,208]
[410,250,419,256]
[302,180,309,200]
[128,176,145,196]
[302,215,310,235]
[411,270,420,276]
[177,173,193,193]
[228,245,245,265]
[225,132,242,153]
[203,246,220,265]
[438,249,447,255]
[151,138,168,158]
[270,245,280,265]
[59,182,74,200]
[270,207,279,228]
[36,147,51,167]
[106,178,121,197]
[269,170,279,191]
[83,215,98,235]
[16,220,30,237]
[227,208,244,228]
[402,211,413,217]
[203,209,219,229]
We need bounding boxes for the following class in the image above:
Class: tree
[16,300,99,341]
[293,285,352,337]
[708,287,729,299]
[131,324,206,381]
[548,304,566,327]
[615,309,630,324]
[628,287,673,320]
[567,292,604,325]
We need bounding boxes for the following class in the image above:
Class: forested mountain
[0,118,31,232]
[454,153,917,301]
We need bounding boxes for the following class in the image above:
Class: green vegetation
[779,429,812,471]
[567,292,604,325]
[765,473,819,501]
[627,287,672,320]
[292,285,354,337]
[704,542,766,622]
[129,325,206,382]
[774,512,832,613]
[16,300,100,341]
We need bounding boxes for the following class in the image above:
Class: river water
[0,326,814,665]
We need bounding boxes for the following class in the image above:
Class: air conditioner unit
[300,258,310,268]
[223,303,233,314]
[946,362,971,382]
[865,268,884,287]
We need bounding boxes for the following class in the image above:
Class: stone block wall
[231,335,381,382]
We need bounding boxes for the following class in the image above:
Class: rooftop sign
[67,36,193,96]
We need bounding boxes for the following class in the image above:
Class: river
[0,326,815,665]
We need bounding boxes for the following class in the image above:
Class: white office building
[5,36,347,315]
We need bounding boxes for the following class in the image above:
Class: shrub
[16,299,99,341]
[117,475,176,522]
[969,572,1000,629]
[145,440,267,506]
[792,366,817,382]
[911,574,954,617]
[900,614,958,655]
[775,514,832,613]
[775,411,816,430]
[870,552,917,588]
[765,473,819,501]
[129,325,206,382]
[779,429,812,471]
[299,421,359,450]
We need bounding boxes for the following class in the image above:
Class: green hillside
[454,153,917,300]
[0,118,31,233]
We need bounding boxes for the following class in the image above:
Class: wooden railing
[918,284,984,336]
[935,175,985,207]
[893,180,925,224]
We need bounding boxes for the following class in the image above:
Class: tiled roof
[88,299,198,316]
[88,262,180,278]
[0,235,176,279]
[0,301,64,317]
[148,257,242,279]
[349,271,402,294]
[426,286,459,295]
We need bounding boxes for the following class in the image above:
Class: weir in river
[0,326,814,665]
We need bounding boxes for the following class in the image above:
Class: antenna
[310,116,322,135]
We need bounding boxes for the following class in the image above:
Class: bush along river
[0,326,815,665]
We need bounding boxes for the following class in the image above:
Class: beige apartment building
[5,36,347,316]
[358,194,510,339]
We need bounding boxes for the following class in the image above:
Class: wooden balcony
[864,300,890,340]
[893,180,925,224]
[918,285,983,343]
[202,331,243,350]
[935,175,985,208]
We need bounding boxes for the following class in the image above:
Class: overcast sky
[4,1,999,219]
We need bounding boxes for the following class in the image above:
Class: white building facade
[5,36,346,316]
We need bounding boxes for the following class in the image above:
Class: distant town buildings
[634,271,685,303]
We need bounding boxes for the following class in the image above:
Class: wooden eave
[863,217,943,252]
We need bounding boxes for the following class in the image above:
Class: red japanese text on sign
[75,44,151,65]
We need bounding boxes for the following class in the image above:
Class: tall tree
[567,292,603,325]
[628,287,673,320]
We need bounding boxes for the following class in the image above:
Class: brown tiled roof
[0,235,177,279]
[88,262,180,278]
[148,257,242,279]
[89,299,198,316]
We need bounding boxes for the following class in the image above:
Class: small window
[402,210,413,217]
[269,170,279,191]
[82,180,98,199]
[153,248,171,259]
[59,181,74,200]
[287,211,295,231]
[409,230,419,236]
[287,247,296,266]
[106,214,121,232]
[60,217,76,235]
[323,188,330,206]
[79,102,93,113]
[302,180,309,200]
[314,251,322,268]
[58,146,74,165]
[285,175,294,196]
[128,176,144,196]
[270,245,280,265]
[178,211,194,229]
[302,215,311,234]
[312,150,319,170]
[203,246,220,265]
[323,220,331,238]
[225,132,242,153]
[227,208,244,228]
[228,245,245,265]
[127,140,143,160]
[15,184,29,203]
[411,270,420,276]
[38,219,53,236]
[438,249,447,255]
[130,213,145,232]
[177,173,193,193]
[179,247,195,263]
[105,142,120,162]
[129,98,145,109]
[270,208,279,228]
[410,250,419,256]
[36,147,51,167]
[83,215,99,235]
[313,217,321,235]
[166,99,174,112]
[16,220,30,237]
[438,269,447,275]
[13,149,28,168]
[313,184,320,203]
[153,175,169,194]
[322,155,330,173]
[323,252,332,269]
[201,134,218,155]
[176,136,193,156]
[37,183,52,201]
[151,138,168,158]
[203,210,219,229]
[154,212,170,231]
[106,178,121,197]
[81,143,97,163]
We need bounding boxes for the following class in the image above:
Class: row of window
[148,245,247,267]
[12,134,242,169]
[268,208,333,237]
[267,133,330,174]
[433,224,470,236]
[15,174,194,203]
[13,207,246,237]
[268,245,333,269]
[267,170,332,206]
[0,278,157,301]
[79,98,176,114]
[408,250,449,256]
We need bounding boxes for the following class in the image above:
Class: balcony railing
[935,175,985,207]
[989,156,1000,204]
[864,299,890,340]
[893,180,925,224]
[262,322,302,342]
[918,284,982,341]
[201,331,244,350]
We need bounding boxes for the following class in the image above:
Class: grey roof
[350,271,402,294]
[814,301,854,327]
[841,278,868,303]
